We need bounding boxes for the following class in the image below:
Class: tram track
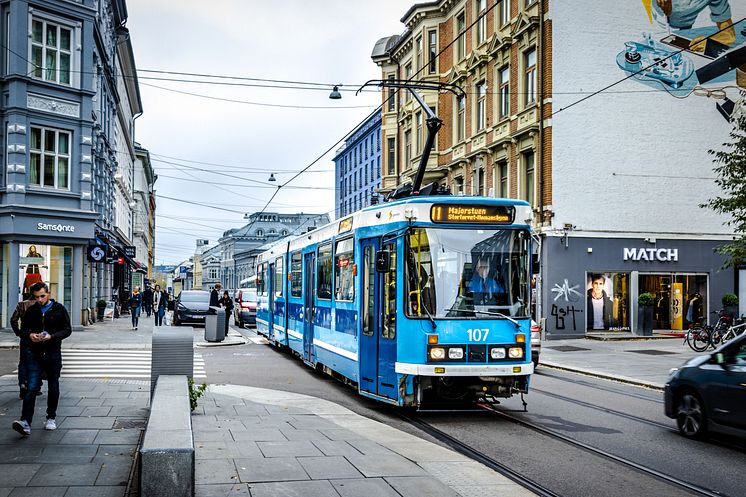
[536,368,665,403]
[481,403,728,497]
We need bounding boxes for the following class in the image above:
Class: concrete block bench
[140,375,194,497]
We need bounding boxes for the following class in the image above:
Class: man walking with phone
[12,282,72,436]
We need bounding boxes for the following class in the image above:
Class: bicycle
[710,315,746,347]
[685,324,712,352]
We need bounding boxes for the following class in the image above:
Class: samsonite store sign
[1,215,95,241]
[623,247,678,262]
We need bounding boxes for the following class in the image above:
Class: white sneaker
[12,420,30,436]
[45,419,56,431]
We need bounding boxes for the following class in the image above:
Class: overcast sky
[126,1,408,265]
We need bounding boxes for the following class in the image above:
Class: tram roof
[256,196,532,261]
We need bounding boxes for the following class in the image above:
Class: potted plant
[722,293,739,319]
[96,299,107,320]
[637,292,655,336]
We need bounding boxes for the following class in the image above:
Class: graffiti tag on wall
[550,278,583,331]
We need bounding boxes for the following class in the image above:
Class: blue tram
[255,196,534,407]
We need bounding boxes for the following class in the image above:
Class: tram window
[274,257,283,297]
[405,228,436,318]
[335,237,355,301]
[383,242,397,339]
[257,263,266,296]
[290,252,302,297]
[317,243,333,300]
[363,246,374,336]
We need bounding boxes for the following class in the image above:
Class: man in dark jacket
[10,296,37,398]
[142,286,154,317]
[12,282,72,436]
[209,283,221,308]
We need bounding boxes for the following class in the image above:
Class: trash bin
[205,306,226,342]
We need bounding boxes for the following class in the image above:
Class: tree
[702,113,746,268]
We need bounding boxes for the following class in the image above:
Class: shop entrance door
[638,273,708,330]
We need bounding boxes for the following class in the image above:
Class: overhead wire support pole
[357,79,464,197]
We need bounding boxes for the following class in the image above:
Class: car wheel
[676,391,707,439]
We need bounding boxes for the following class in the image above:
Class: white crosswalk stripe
[60,349,207,379]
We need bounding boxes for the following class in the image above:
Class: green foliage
[188,377,207,412]
[701,115,746,268]
[96,299,107,308]
[722,293,739,307]
[638,292,655,306]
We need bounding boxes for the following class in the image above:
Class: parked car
[233,288,257,328]
[173,290,211,326]
[531,320,542,369]
[664,332,746,439]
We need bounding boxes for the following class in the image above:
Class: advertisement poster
[586,273,630,331]
[19,244,48,300]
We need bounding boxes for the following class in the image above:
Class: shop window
[586,272,630,332]
[639,274,708,330]
[335,238,355,301]
[19,243,72,311]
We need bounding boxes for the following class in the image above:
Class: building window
[387,137,396,175]
[404,63,413,102]
[476,81,487,131]
[454,176,464,195]
[498,160,508,198]
[522,151,535,206]
[524,48,537,105]
[478,168,486,196]
[456,95,466,142]
[29,126,70,189]
[499,0,511,27]
[404,130,412,168]
[499,66,510,119]
[416,35,423,72]
[387,73,396,111]
[476,0,487,45]
[30,17,73,85]
[415,112,423,151]
[456,12,466,61]
[428,30,437,74]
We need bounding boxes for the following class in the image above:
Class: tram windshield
[405,228,530,319]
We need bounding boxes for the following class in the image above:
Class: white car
[531,320,542,368]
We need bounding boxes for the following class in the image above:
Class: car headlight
[448,347,464,359]
[508,347,523,359]
[490,347,506,359]
[430,347,446,360]
[667,367,679,380]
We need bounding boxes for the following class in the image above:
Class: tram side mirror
[376,250,391,273]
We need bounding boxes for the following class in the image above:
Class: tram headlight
[448,347,464,360]
[429,347,446,360]
[508,347,523,359]
[490,347,506,359]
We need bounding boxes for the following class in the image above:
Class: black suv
[665,331,746,439]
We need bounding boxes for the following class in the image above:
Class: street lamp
[328,85,342,100]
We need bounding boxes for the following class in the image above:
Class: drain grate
[546,345,591,352]
[627,349,677,356]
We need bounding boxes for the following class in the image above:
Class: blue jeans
[155,307,165,326]
[131,306,141,327]
[21,348,61,423]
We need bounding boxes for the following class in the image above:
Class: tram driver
[468,255,506,306]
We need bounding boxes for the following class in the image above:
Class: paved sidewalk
[0,377,147,497]
[194,385,536,497]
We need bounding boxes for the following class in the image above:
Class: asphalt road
[207,327,746,497]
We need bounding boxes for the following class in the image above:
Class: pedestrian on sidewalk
[143,285,153,318]
[12,282,72,436]
[130,286,142,330]
[220,290,234,336]
[153,284,168,326]
[10,295,38,398]
[210,283,221,308]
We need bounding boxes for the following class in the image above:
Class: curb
[540,361,665,391]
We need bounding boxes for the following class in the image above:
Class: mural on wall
[617,0,746,119]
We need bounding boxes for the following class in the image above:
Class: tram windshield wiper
[444,307,521,327]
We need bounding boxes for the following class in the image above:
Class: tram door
[360,239,397,400]
[303,252,316,364]
[268,263,275,341]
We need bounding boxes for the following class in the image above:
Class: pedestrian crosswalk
[59,349,207,379]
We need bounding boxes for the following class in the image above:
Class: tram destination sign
[430,204,515,224]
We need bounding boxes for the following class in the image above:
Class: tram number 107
[467,328,490,341]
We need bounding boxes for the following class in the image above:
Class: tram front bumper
[395,362,534,376]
